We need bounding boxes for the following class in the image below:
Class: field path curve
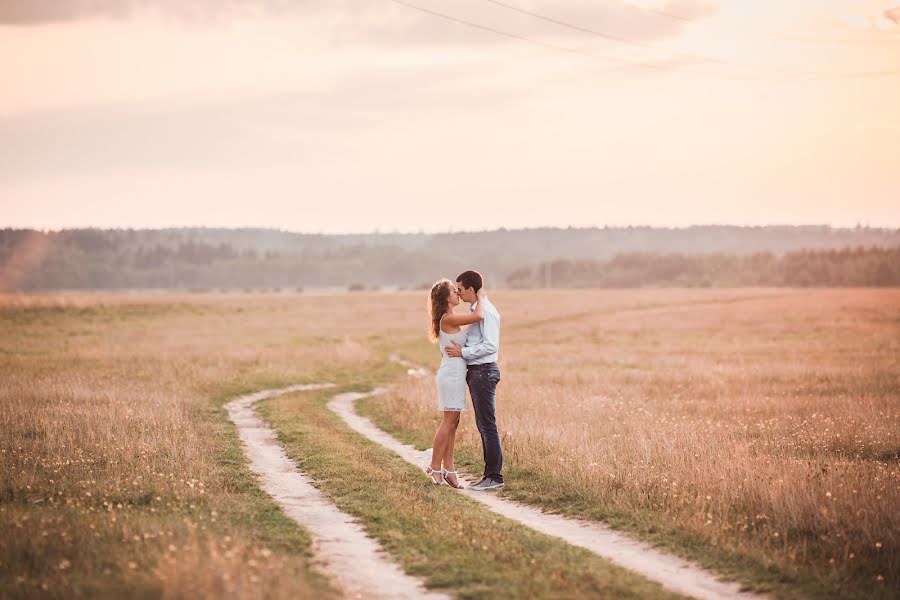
[225,384,450,600]
[327,359,771,600]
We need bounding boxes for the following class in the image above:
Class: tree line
[506,247,900,288]
[1,227,899,291]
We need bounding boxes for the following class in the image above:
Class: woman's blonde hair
[427,279,453,342]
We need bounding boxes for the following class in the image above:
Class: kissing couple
[424,270,504,491]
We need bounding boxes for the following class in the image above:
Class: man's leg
[468,366,503,483]
[465,369,489,480]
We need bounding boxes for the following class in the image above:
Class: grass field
[1,289,897,599]
[362,288,900,599]
[0,293,365,599]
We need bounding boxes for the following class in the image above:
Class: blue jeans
[466,363,503,483]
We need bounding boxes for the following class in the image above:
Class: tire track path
[225,384,449,600]
[328,361,771,600]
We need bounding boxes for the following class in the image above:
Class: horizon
[4,222,900,236]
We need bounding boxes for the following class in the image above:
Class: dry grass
[0,292,396,599]
[379,288,900,598]
[3,289,897,598]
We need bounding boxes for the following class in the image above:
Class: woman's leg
[442,412,461,487]
[429,412,457,482]
[442,411,461,469]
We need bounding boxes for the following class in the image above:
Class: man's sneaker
[469,477,504,491]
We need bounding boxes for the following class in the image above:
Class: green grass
[204,380,329,559]
[356,391,894,600]
[258,385,688,600]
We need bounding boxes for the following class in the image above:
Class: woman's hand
[471,287,486,320]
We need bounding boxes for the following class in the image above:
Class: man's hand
[445,340,463,358]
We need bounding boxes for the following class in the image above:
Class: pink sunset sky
[1,0,899,233]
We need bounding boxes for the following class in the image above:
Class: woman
[425,279,485,488]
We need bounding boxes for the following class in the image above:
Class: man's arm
[461,310,499,360]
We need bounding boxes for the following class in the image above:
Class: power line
[388,0,582,56]
[633,3,900,45]
[481,0,900,79]
[388,0,682,74]
[483,0,723,65]
[387,0,740,77]
[388,0,900,80]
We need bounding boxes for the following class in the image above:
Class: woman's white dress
[436,327,468,412]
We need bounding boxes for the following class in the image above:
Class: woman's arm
[442,289,486,327]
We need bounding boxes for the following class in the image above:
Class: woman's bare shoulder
[439,312,462,334]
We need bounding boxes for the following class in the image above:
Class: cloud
[0,0,730,191]
[364,0,715,48]
[886,6,900,25]
[0,0,715,48]
[0,0,298,25]
[0,55,520,185]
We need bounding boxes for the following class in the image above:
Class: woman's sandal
[442,468,464,489]
[425,465,444,485]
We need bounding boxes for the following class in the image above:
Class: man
[446,270,504,490]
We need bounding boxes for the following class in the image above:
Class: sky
[1,0,899,233]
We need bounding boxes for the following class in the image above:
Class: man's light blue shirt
[462,295,500,365]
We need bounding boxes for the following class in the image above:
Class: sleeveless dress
[436,325,468,412]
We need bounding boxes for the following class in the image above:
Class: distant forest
[507,248,900,288]
[1,226,899,291]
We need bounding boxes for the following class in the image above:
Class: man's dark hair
[456,270,483,293]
